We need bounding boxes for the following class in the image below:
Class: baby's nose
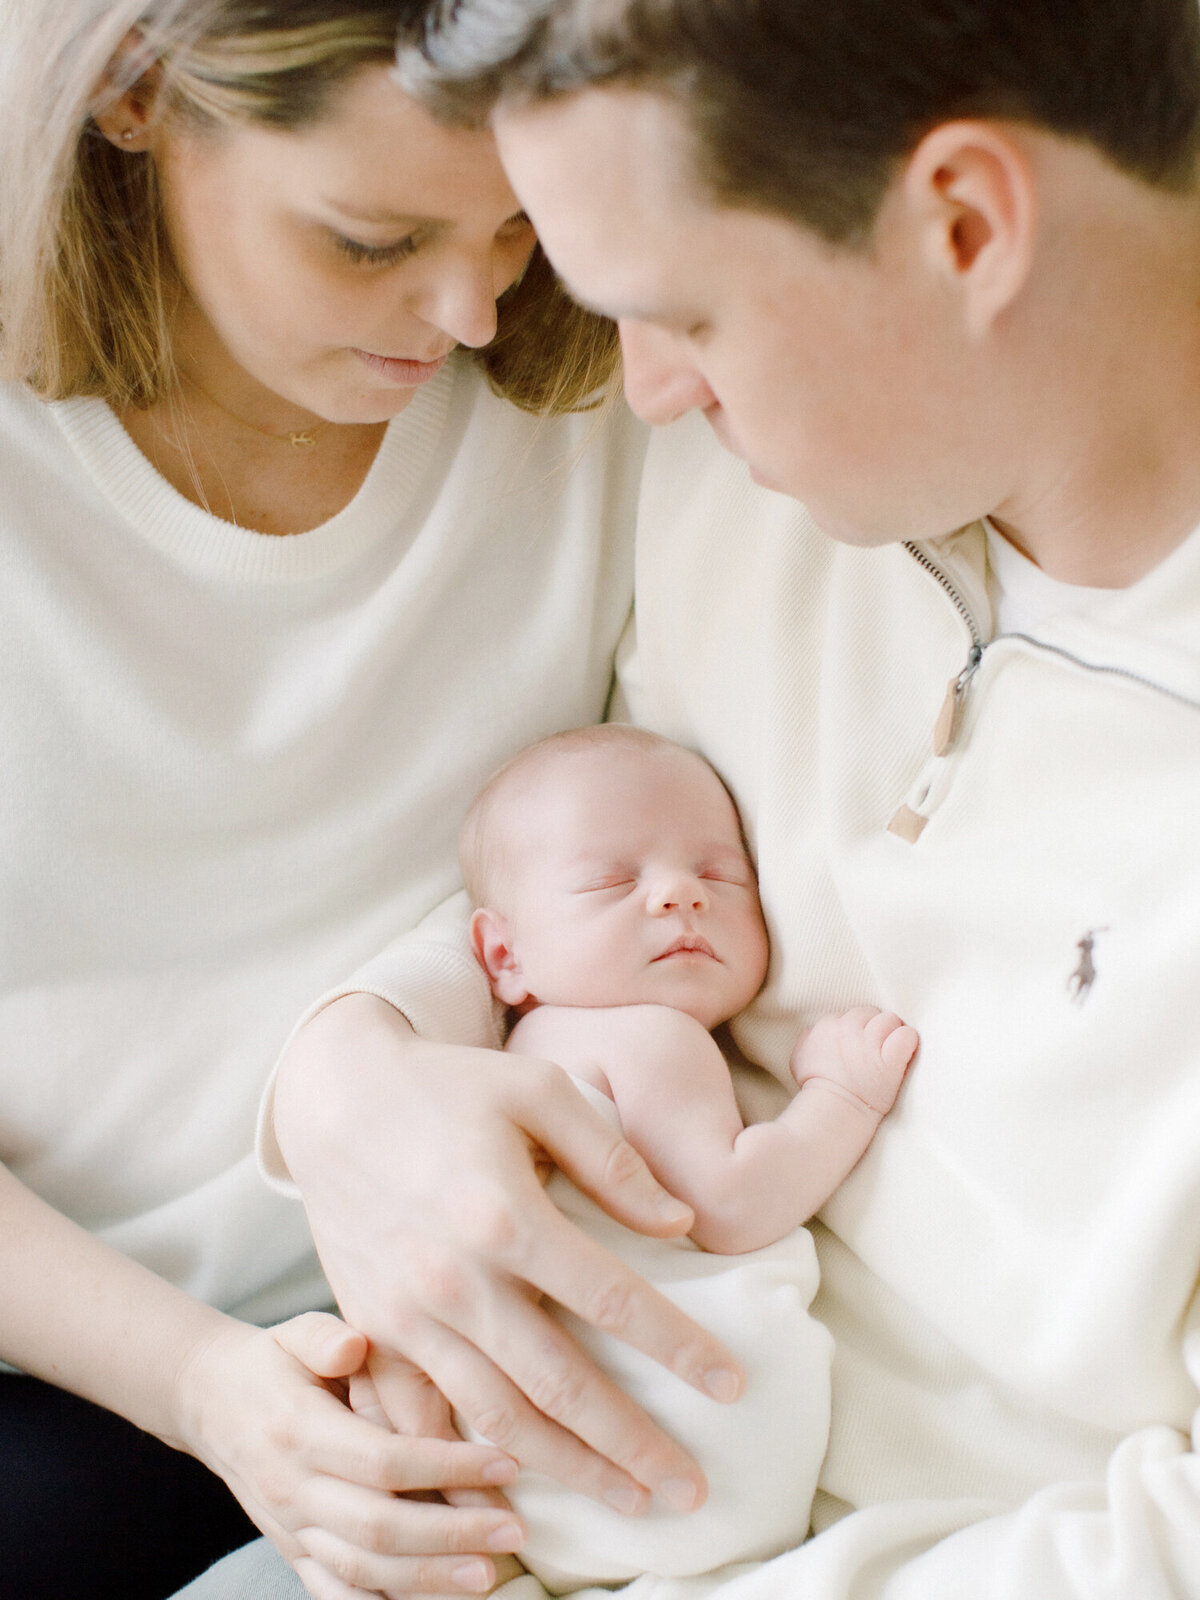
[647,874,708,914]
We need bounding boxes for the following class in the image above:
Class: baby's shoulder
[597,1003,712,1051]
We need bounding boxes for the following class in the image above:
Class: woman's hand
[0,1160,522,1598]
[274,994,745,1519]
[178,1309,528,1598]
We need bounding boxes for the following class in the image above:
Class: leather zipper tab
[933,644,984,757]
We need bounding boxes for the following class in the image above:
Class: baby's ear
[469,908,531,1006]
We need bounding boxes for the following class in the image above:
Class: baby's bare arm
[778,1006,919,1212]
[509,1004,916,1255]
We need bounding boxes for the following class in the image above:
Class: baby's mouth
[653,935,717,962]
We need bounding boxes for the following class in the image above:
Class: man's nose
[619,319,716,424]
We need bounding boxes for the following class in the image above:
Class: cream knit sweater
[0,357,640,1331]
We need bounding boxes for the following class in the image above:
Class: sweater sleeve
[256,891,503,1190]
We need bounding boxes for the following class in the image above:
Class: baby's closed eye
[574,874,636,894]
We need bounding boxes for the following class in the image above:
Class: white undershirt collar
[984,518,1123,635]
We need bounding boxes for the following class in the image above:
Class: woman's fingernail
[655,1194,692,1221]
[485,1523,524,1552]
[701,1365,741,1402]
[452,1561,492,1592]
[603,1484,644,1515]
[658,1477,700,1512]
[482,1455,519,1484]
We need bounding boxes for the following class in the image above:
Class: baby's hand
[790,1006,918,1118]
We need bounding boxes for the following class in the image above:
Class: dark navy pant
[0,1375,257,1599]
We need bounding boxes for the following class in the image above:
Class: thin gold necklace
[180,370,326,450]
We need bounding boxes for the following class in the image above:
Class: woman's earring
[121,128,135,142]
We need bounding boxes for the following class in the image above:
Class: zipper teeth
[903,540,985,650]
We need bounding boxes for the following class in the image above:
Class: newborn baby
[460,724,916,1591]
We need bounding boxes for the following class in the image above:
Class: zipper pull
[932,644,984,756]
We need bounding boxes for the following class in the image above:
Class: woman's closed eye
[331,229,422,268]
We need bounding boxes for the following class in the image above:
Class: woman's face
[151,64,537,421]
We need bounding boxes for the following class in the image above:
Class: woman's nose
[412,255,500,349]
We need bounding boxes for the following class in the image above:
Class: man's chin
[808,508,905,548]
[747,461,787,493]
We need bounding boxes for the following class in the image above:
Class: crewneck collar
[50,357,457,585]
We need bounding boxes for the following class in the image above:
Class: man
[226,6,1200,1598]
[391,2,1200,1595]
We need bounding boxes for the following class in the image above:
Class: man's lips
[652,935,718,962]
[703,402,779,488]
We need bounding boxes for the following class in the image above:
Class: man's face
[495,87,1001,544]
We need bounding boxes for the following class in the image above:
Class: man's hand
[274,994,745,1518]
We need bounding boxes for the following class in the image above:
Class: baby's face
[493,744,769,1029]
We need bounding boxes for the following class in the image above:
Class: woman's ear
[902,119,1037,339]
[469,908,532,1007]
[90,31,163,152]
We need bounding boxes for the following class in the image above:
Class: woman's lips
[353,348,451,386]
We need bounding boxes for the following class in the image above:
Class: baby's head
[461,725,769,1029]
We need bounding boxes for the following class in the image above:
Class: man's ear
[90,31,163,152]
[469,908,532,1007]
[902,120,1036,338]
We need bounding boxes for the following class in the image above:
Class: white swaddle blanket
[501,1080,833,1593]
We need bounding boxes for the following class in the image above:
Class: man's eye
[332,232,420,267]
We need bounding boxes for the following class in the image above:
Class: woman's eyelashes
[331,229,422,267]
[331,212,529,271]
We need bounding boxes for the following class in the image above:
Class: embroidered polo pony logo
[1067,927,1109,1004]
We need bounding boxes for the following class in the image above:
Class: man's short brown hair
[407,0,1200,244]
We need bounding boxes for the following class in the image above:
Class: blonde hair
[460,724,698,908]
[0,0,619,414]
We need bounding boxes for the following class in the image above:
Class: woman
[0,2,650,1595]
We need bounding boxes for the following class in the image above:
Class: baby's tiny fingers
[879,1021,920,1071]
